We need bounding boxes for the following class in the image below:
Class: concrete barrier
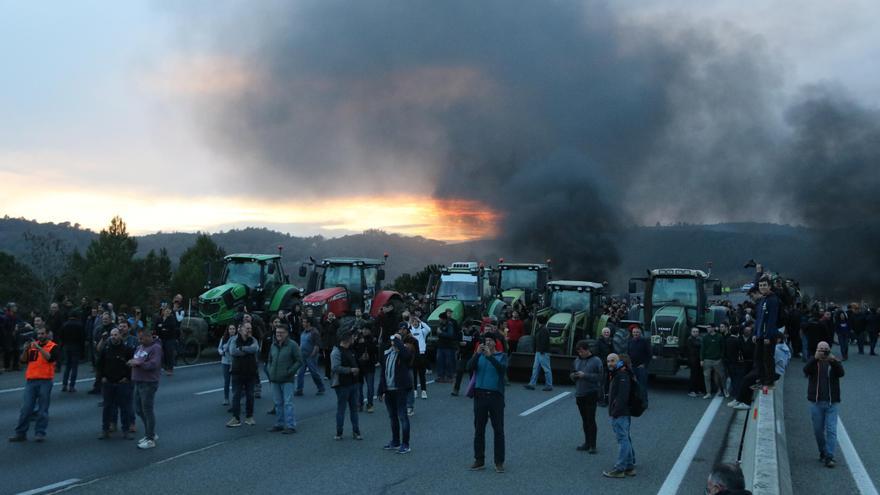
[739,377,793,495]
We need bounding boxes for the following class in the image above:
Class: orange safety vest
[25,340,57,380]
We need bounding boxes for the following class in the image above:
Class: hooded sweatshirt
[131,338,163,382]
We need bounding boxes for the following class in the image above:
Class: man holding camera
[9,326,59,442]
[804,341,844,468]
[467,333,507,473]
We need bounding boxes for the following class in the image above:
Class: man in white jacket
[409,315,430,399]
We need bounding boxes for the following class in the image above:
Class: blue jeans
[334,384,360,435]
[272,381,296,429]
[222,364,231,400]
[529,352,552,387]
[15,379,53,437]
[62,348,81,389]
[385,389,410,446]
[134,381,159,440]
[810,401,838,460]
[436,348,456,380]
[611,416,635,471]
[297,355,325,393]
[102,381,133,432]
[359,370,375,407]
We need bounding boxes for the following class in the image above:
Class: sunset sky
[2,1,878,241]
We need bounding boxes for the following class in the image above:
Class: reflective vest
[25,340,57,380]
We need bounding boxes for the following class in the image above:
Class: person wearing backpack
[602,353,635,479]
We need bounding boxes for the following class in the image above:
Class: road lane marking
[0,361,219,395]
[153,441,228,466]
[519,391,571,417]
[194,377,433,396]
[657,395,723,495]
[838,417,880,495]
[15,478,80,495]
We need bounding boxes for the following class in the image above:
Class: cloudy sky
[1,0,877,241]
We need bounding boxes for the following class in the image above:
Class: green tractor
[179,253,303,364]
[509,280,608,379]
[424,262,496,354]
[628,268,725,376]
[486,260,552,320]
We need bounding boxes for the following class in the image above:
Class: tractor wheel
[180,337,201,365]
[612,327,630,355]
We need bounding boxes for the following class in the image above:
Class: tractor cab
[628,268,723,375]
[543,281,606,355]
[495,261,551,309]
[198,253,298,327]
[427,262,493,326]
[301,257,399,318]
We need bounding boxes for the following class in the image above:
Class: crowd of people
[1,264,871,487]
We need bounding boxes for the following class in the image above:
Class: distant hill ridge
[0,216,820,292]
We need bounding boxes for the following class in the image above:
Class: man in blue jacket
[754,276,779,387]
[468,333,508,473]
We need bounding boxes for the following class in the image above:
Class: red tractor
[300,256,405,318]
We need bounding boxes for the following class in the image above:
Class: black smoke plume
[172,1,880,294]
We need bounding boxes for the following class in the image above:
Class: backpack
[628,371,647,417]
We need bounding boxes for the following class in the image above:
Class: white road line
[0,361,219,395]
[153,441,227,466]
[14,478,81,495]
[838,417,880,495]
[657,395,723,495]
[519,391,571,417]
[194,377,433,396]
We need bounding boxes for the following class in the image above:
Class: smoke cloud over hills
[170,1,880,292]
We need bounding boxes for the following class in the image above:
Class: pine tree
[171,234,226,301]
[80,216,139,305]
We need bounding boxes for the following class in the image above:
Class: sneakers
[397,444,411,454]
[732,402,750,410]
[688,392,698,398]
[524,384,536,390]
[602,469,626,478]
[624,468,636,477]
[825,457,836,468]
[727,399,738,407]
[8,434,26,443]
[383,442,401,450]
[469,461,486,470]
[421,390,428,399]
[450,390,460,397]
[542,386,554,392]
[407,407,414,416]
[702,393,712,399]
[366,405,375,413]
[34,434,45,443]
[723,390,730,398]
[588,447,598,454]
[226,418,242,428]
[222,399,229,406]
[244,417,255,426]
[138,434,159,443]
[495,463,504,473]
[576,444,588,451]
[334,434,343,441]
[353,432,363,441]
[137,439,156,449]
[413,390,418,399]
[267,426,284,433]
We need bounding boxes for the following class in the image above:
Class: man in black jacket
[59,312,85,392]
[97,327,135,439]
[377,329,413,453]
[627,327,651,404]
[687,328,705,397]
[804,341,844,468]
[602,353,635,479]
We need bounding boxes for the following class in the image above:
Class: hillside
[0,216,846,297]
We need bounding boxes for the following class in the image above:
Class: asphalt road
[783,344,880,495]
[3,351,872,495]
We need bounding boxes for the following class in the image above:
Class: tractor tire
[517,335,535,353]
[180,337,201,365]
[612,327,630,355]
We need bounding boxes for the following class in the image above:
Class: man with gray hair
[804,340,844,468]
[705,463,750,494]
